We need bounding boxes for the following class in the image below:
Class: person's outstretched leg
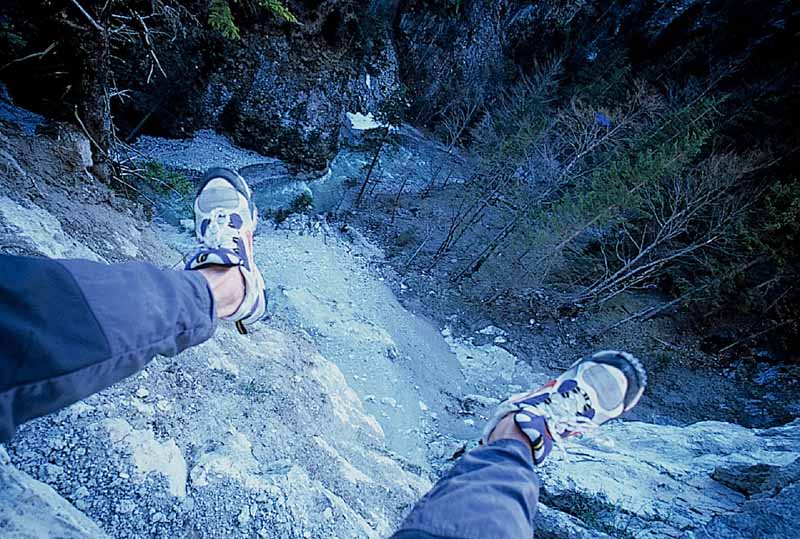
[392,415,539,539]
[392,351,647,539]
[0,167,266,442]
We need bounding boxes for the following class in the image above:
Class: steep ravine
[0,106,798,538]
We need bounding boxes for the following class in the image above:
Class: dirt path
[160,214,545,469]
[138,128,543,469]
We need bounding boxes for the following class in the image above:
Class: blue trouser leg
[392,439,540,539]
[0,254,216,442]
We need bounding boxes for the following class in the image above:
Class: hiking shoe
[482,350,646,464]
[185,167,266,334]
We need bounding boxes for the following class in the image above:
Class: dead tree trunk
[389,174,409,223]
[74,2,113,180]
[355,128,388,207]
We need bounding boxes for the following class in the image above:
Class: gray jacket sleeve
[0,254,216,442]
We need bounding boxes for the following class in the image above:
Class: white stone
[461,394,501,408]
[0,197,103,261]
[129,399,154,416]
[346,112,384,131]
[190,428,266,491]
[237,506,251,526]
[199,340,240,376]
[380,397,398,408]
[445,334,542,387]
[477,325,507,336]
[103,418,187,498]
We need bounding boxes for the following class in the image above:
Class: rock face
[214,34,353,171]
[5,322,431,539]
[0,0,399,173]
[692,482,800,539]
[0,447,108,539]
[396,0,506,127]
[536,420,800,539]
[0,121,429,539]
[712,458,800,498]
[2,113,800,539]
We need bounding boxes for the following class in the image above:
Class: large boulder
[691,482,800,539]
[0,447,108,539]
[214,33,352,172]
[536,419,800,538]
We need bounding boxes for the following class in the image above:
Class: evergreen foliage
[140,162,192,196]
[259,0,298,24]
[433,41,796,349]
[208,0,298,40]
[289,191,314,213]
[208,0,240,40]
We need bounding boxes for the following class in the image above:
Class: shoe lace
[201,209,241,255]
[521,390,603,461]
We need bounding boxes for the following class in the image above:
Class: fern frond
[258,0,299,24]
[209,0,241,39]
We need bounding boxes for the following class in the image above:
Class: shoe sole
[197,168,255,220]
[580,350,647,412]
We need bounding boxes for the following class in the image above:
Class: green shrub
[671,175,800,350]
[273,208,291,224]
[264,192,313,224]
[289,192,314,213]
[140,162,192,196]
[395,229,416,247]
[259,0,298,24]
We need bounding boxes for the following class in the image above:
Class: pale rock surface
[1,115,798,539]
[103,418,188,498]
[0,196,104,262]
[538,419,800,538]
[0,447,108,539]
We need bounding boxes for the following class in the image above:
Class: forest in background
[0,0,798,355]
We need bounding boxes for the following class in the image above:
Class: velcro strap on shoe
[185,247,243,270]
